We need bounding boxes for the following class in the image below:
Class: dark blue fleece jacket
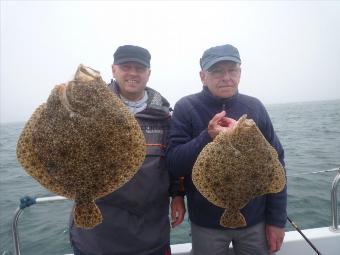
[166,86,287,229]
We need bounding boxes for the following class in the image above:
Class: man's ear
[145,69,151,83]
[199,70,206,85]
[111,64,116,78]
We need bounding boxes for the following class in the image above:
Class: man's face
[112,62,151,100]
[200,61,241,99]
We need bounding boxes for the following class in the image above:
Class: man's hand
[170,196,186,228]
[266,224,285,253]
[208,111,236,139]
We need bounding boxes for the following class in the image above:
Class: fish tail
[220,209,247,228]
[74,201,102,229]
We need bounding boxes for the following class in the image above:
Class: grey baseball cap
[200,44,241,71]
[113,45,151,68]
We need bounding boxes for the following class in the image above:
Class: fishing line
[286,167,340,177]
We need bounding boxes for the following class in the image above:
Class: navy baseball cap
[200,44,241,71]
[113,45,151,68]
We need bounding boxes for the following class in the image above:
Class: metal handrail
[12,196,68,255]
[330,169,340,232]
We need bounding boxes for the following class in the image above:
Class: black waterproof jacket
[69,81,181,255]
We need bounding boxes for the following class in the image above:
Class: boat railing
[11,167,340,255]
[12,195,68,255]
[286,167,340,232]
[330,168,340,232]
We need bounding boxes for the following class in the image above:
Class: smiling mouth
[126,80,138,84]
[219,85,233,88]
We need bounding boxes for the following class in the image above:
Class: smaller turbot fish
[192,114,286,228]
[16,64,146,228]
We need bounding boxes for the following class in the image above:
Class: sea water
[1,99,339,255]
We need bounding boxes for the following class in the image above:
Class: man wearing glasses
[70,45,186,255]
[166,44,287,255]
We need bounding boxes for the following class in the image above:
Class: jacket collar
[108,80,170,119]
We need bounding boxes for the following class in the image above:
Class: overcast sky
[1,1,340,123]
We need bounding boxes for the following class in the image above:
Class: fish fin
[220,209,247,228]
[74,201,102,229]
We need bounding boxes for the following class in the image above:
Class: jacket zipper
[222,103,226,112]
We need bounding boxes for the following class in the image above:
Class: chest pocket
[140,124,168,157]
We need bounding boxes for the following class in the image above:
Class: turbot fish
[192,115,286,228]
[16,64,146,228]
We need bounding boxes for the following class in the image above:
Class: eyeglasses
[207,67,240,79]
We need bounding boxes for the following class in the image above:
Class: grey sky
[1,1,340,123]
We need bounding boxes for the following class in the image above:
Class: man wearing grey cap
[70,45,186,255]
[166,44,287,254]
